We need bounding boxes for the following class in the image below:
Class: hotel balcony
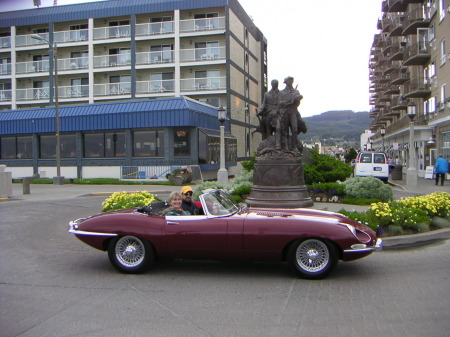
[390,95,407,112]
[0,36,11,49]
[403,77,431,99]
[93,83,131,97]
[389,15,405,36]
[0,89,11,102]
[0,63,11,76]
[179,46,226,63]
[180,76,226,92]
[16,60,50,74]
[390,67,410,85]
[58,57,89,71]
[389,42,405,61]
[93,26,131,40]
[93,54,132,68]
[179,17,225,33]
[135,51,175,66]
[402,5,430,35]
[16,33,50,48]
[16,88,51,101]
[54,29,88,43]
[136,21,174,37]
[136,80,175,95]
[383,0,408,13]
[383,85,400,95]
[403,42,430,66]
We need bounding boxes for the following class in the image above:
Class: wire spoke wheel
[108,235,154,273]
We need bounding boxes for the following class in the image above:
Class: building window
[40,134,76,159]
[150,72,174,92]
[150,44,173,62]
[195,41,219,60]
[0,136,32,159]
[110,75,131,94]
[440,39,446,66]
[174,129,190,157]
[133,130,164,157]
[83,132,125,158]
[198,130,237,165]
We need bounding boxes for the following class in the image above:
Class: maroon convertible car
[69,189,382,279]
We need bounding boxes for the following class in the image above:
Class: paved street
[0,179,449,337]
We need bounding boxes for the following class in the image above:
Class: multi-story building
[369,0,450,176]
[0,0,267,180]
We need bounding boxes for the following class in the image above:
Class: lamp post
[406,101,417,188]
[380,127,386,152]
[369,139,373,151]
[217,106,228,186]
[31,34,64,185]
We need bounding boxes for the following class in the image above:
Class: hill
[299,110,370,142]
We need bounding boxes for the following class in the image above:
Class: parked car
[354,151,389,181]
[69,189,382,279]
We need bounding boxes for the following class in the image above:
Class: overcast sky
[0,0,382,117]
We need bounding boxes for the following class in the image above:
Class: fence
[121,166,181,180]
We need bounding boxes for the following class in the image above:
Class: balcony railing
[93,26,130,40]
[93,83,131,96]
[135,51,174,65]
[54,29,88,43]
[16,33,50,47]
[403,77,431,98]
[0,89,11,101]
[1,37,11,48]
[180,17,225,33]
[16,88,50,101]
[180,46,225,62]
[180,77,225,91]
[59,57,89,71]
[16,60,50,74]
[0,63,11,75]
[136,80,175,94]
[136,21,174,36]
[93,54,131,68]
[59,85,89,98]
[403,42,431,65]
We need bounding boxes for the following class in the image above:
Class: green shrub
[340,195,381,205]
[338,209,377,231]
[388,225,403,235]
[431,216,450,228]
[102,191,156,212]
[232,184,252,198]
[307,182,345,195]
[192,181,224,201]
[344,176,393,202]
[240,153,256,172]
[304,150,353,184]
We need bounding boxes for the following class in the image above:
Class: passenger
[180,186,202,215]
[161,192,191,216]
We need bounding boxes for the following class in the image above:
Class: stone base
[246,158,313,208]
[53,176,65,185]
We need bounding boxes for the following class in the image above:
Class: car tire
[108,236,155,274]
[288,238,338,279]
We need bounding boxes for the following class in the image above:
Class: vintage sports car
[69,189,382,279]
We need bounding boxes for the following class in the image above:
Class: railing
[135,51,174,65]
[179,46,225,62]
[93,54,131,68]
[0,89,12,101]
[93,83,131,96]
[58,57,89,71]
[136,80,175,94]
[58,85,89,98]
[54,29,88,43]
[121,165,181,180]
[1,37,11,48]
[136,21,174,36]
[93,26,130,40]
[16,60,50,74]
[0,63,11,75]
[180,77,226,91]
[16,88,50,101]
[16,33,50,47]
[179,17,225,33]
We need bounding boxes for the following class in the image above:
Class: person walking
[434,154,449,186]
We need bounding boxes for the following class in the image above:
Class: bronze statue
[257,79,279,140]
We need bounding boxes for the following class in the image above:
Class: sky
[0,0,382,117]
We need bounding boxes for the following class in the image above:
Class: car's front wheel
[288,239,338,279]
[108,236,154,273]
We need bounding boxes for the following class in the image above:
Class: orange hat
[181,186,193,194]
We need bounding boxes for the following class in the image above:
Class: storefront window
[133,130,164,157]
[174,129,190,157]
[84,132,125,158]
[40,134,76,159]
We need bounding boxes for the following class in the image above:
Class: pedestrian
[180,186,202,215]
[434,154,448,186]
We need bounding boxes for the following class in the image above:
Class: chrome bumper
[344,238,383,253]
[68,219,117,237]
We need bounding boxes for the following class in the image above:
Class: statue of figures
[278,76,305,152]
[257,79,280,140]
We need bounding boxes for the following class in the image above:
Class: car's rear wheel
[288,239,338,279]
[108,236,154,273]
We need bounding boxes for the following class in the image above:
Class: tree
[344,148,358,163]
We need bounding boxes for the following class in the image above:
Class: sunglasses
[183,192,193,196]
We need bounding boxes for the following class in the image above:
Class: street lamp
[217,106,228,186]
[31,34,64,185]
[406,101,417,188]
[380,127,386,152]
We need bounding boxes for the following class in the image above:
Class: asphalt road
[1,193,449,337]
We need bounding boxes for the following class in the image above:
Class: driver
[180,186,202,215]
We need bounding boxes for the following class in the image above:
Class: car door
[355,152,373,177]
[164,215,229,259]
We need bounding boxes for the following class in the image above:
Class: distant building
[368,0,450,176]
[0,0,267,179]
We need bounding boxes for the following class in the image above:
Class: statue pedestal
[246,158,313,208]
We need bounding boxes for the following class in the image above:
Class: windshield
[200,190,239,216]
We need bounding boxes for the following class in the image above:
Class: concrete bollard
[0,165,13,198]
[22,177,31,195]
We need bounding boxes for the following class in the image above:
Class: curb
[381,228,450,247]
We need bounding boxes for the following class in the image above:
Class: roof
[0,97,223,135]
[0,0,229,28]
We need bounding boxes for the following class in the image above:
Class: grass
[340,195,381,205]
[13,178,175,186]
